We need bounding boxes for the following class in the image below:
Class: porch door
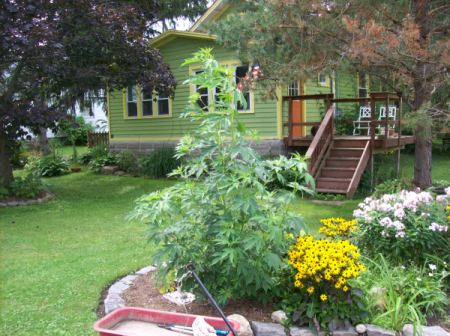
[288,81,304,138]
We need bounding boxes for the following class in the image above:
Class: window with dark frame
[358,72,368,98]
[157,92,170,115]
[127,85,138,117]
[142,86,153,117]
[235,65,250,111]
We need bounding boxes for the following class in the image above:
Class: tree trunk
[38,127,51,155]
[0,129,14,189]
[414,124,432,188]
[411,0,432,188]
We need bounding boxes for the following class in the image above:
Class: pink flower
[394,208,405,219]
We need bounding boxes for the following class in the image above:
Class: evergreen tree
[213,0,449,188]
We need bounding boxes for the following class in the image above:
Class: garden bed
[113,273,273,322]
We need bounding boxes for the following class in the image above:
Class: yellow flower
[307,286,314,294]
[343,286,349,292]
[320,294,328,301]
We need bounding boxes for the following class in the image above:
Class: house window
[235,65,251,111]
[142,86,153,117]
[194,70,209,111]
[318,73,330,87]
[288,82,300,96]
[126,85,138,117]
[157,92,170,116]
[358,72,368,98]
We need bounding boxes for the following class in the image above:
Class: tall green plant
[131,49,311,304]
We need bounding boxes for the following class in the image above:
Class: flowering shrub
[319,217,357,239]
[353,188,450,264]
[281,233,366,331]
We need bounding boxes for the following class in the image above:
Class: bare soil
[120,273,274,322]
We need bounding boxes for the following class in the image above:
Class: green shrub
[79,145,109,165]
[116,150,139,174]
[57,116,93,146]
[131,49,311,304]
[37,155,70,177]
[9,173,46,198]
[372,179,411,198]
[263,153,315,194]
[89,154,117,173]
[353,189,449,265]
[139,147,179,178]
[355,255,448,332]
[10,141,28,169]
[0,185,9,198]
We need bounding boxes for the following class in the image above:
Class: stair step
[330,148,364,157]
[320,167,355,178]
[333,139,368,148]
[317,177,351,190]
[316,188,348,194]
[326,157,360,168]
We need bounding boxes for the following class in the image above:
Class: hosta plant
[131,49,312,304]
[353,188,450,265]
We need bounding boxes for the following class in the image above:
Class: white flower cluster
[353,188,449,239]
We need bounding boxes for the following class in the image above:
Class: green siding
[109,36,279,141]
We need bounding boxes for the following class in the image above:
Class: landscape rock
[332,329,357,336]
[355,324,367,334]
[114,170,126,176]
[227,314,253,336]
[101,165,119,174]
[403,324,449,336]
[251,321,285,336]
[271,310,288,324]
[290,327,321,336]
[135,265,156,275]
[366,324,395,336]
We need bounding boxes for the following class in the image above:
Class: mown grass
[0,151,447,335]
[0,171,174,335]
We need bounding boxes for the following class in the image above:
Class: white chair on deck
[353,106,372,136]
[377,106,397,134]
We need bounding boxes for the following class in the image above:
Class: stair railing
[306,105,334,177]
[346,140,370,198]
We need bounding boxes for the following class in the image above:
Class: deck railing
[346,140,370,198]
[305,105,334,177]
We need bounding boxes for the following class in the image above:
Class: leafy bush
[116,150,139,174]
[9,173,46,198]
[57,116,93,146]
[25,152,69,177]
[263,153,315,194]
[355,255,448,332]
[79,145,117,172]
[353,188,450,264]
[279,219,366,332]
[10,141,28,169]
[131,49,311,304]
[139,147,179,178]
[372,179,411,198]
[89,154,117,173]
[37,154,70,177]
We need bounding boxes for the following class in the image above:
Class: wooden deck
[284,135,415,152]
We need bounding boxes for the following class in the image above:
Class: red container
[93,307,240,336]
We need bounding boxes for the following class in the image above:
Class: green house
[107,0,414,197]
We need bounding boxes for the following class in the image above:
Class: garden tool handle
[187,264,238,336]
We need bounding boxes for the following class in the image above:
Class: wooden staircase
[315,138,370,197]
[304,106,371,198]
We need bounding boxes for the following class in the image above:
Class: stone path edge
[0,192,55,208]
[103,265,156,314]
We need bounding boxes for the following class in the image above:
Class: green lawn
[0,171,175,335]
[0,152,448,335]
[400,153,449,182]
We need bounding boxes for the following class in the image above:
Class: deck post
[288,97,293,146]
[384,94,389,149]
[370,94,376,190]
[396,148,401,177]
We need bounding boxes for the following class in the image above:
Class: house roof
[150,30,216,48]
[189,0,229,32]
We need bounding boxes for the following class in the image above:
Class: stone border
[0,192,54,208]
[103,265,156,314]
[310,200,346,206]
